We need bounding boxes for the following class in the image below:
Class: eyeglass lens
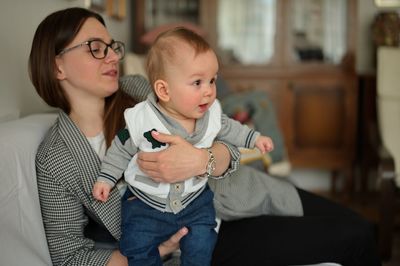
[89,40,125,60]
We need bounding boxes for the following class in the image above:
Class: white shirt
[87,132,127,195]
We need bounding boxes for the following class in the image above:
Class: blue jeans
[120,185,217,266]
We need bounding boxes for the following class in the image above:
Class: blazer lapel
[58,112,121,240]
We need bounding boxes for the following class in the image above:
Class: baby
[93,27,273,266]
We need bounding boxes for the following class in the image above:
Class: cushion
[221,90,286,163]
[0,113,56,266]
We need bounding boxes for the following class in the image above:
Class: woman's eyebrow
[86,37,115,43]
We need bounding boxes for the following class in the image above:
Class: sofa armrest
[0,113,56,266]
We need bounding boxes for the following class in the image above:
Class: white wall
[357,0,378,74]
[0,0,131,121]
[356,0,400,74]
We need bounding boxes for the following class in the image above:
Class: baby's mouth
[199,103,208,111]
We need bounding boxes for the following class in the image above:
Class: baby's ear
[154,80,170,102]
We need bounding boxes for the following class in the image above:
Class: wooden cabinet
[288,75,358,169]
[132,0,359,192]
[220,67,358,176]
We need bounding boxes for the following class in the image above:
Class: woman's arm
[37,157,113,266]
[37,143,188,266]
[136,131,240,183]
[119,74,151,102]
[120,75,241,182]
[119,74,239,180]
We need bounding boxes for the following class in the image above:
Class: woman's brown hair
[28,7,135,146]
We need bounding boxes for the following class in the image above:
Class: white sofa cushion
[0,113,56,266]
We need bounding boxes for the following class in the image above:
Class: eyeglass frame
[57,39,125,60]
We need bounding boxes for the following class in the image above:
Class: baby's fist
[93,181,112,202]
[255,136,274,154]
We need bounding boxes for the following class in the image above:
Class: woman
[29,7,381,266]
[29,7,238,266]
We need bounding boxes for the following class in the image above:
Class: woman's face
[55,18,120,104]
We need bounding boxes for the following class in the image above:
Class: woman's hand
[137,131,206,183]
[158,227,188,256]
[137,131,232,183]
[107,227,188,266]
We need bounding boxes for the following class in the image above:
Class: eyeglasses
[57,39,125,60]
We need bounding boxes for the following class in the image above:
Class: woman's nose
[105,48,120,62]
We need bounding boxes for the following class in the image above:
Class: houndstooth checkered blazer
[35,75,152,266]
[36,110,121,265]
[35,75,240,266]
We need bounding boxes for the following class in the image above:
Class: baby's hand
[255,135,274,154]
[92,181,112,202]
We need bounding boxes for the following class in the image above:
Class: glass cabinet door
[134,0,353,68]
[214,0,351,67]
[288,0,348,65]
[143,0,200,30]
[132,0,202,53]
[216,0,277,66]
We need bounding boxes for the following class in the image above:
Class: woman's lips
[103,69,118,77]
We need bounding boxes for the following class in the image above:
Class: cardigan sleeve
[97,127,138,186]
[217,113,260,149]
[36,149,112,266]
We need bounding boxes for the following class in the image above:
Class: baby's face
[162,43,219,121]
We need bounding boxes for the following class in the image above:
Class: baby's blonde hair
[146,27,212,87]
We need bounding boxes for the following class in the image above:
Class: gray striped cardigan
[36,75,302,266]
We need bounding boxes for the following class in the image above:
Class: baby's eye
[193,80,201,86]
[210,78,216,85]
